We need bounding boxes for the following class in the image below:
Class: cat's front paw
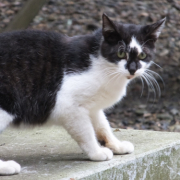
[89,147,113,161]
[106,140,134,154]
[0,160,21,175]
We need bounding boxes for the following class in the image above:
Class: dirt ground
[0,0,180,132]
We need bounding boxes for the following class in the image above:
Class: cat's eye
[117,51,126,59]
[138,52,147,60]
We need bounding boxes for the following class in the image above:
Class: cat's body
[0,14,165,175]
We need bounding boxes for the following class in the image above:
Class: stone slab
[0,126,180,180]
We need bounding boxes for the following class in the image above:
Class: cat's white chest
[91,75,128,109]
[55,55,129,112]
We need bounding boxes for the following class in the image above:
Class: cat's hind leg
[0,109,21,175]
[0,160,21,175]
[61,106,113,161]
[90,110,134,154]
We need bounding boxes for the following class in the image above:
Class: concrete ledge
[0,126,180,180]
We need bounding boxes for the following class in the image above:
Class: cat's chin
[126,75,135,79]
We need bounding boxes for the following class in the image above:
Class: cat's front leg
[90,110,134,154]
[61,107,113,161]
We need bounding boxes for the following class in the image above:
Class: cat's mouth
[126,75,135,79]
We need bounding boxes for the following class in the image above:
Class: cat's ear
[102,13,119,44]
[143,17,166,40]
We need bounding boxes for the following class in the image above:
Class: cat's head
[101,14,166,80]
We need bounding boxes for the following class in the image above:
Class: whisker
[141,74,150,100]
[150,61,162,69]
[106,71,123,86]
[143,72,157,102]
[118,46,125,52]
[140,76,144,97]
[145,71,161,95]
[144,72,161,98]
[145,69,165,87]
[141,39,154,49]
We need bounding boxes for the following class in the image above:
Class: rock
[48,14,57,21]
[135,118,143,123]
[34,16,43,23]
[113,128,121,132]
[143,113,151,118]
[176,41,180,47]
[138,104,146,109]
[156,113,173,120]
[135,110,145,116]
[173,125,180,132]
[159,49,169,56]
[139,12,149,17]
[169,125,175,132]
[6,9,14,15]
[86,23,98,31]
[0,2,6,7]
[152,125,161,131]
[161,120,170,130]
[3,18,10,23]
[67,19,72,27]
[126,126,134,130]
[110,122,117,128]
[170,108,179,116]
[170,119,176,126]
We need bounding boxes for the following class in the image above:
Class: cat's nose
[129,69,136,75]
[128,62,136,75]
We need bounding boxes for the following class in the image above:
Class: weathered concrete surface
[0,126,180,180]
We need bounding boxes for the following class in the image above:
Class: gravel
[0,0,180,132]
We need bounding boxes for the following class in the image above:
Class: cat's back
[0,30,65,44]
[0,30,67,60]
[0,30,66,89]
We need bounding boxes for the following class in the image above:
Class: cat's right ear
[102,14,119,44]
[142,17,166,41]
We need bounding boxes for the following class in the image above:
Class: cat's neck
[87,54,129,109]
[90,54,129,87]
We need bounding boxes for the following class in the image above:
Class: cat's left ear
[102,13,119,44]
[143,17,166,40]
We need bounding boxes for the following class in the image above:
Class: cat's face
[101,14,166,80]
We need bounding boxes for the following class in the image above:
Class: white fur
[0,110,21,176]
[0,109,14,133]
[135,60,151,77]
[129,36,142,53]
[49,54,136,161]
[0,160,21,175]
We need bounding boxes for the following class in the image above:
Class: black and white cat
[0,14,165,175]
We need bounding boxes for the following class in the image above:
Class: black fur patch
[0,30,66,125]
[65,29,102,74]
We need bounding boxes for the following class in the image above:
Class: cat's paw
[0,160,21,175]
[106,140,134,154]
[89,147,113,161]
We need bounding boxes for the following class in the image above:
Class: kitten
[0,14,165,175]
